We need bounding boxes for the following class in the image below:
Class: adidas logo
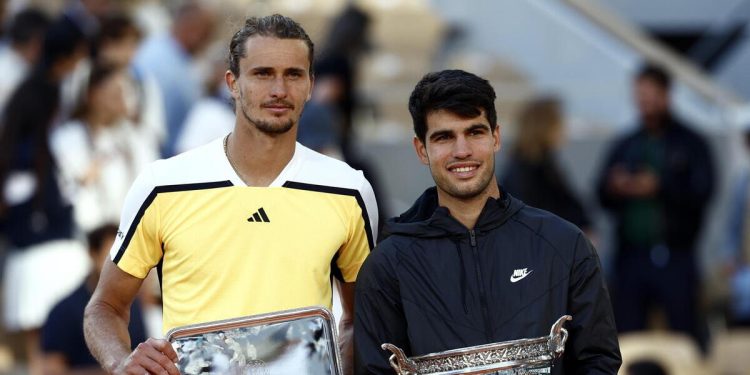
[247,207,270,223]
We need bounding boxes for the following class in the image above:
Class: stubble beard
[431,162,495,200]
[239,89,295,135]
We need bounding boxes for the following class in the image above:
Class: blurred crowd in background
[0,0,749,374]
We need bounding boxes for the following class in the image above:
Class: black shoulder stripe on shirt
[113,180,233,264]
[330,251,344,282]
[156,254,164,292]
[283,181,375,251]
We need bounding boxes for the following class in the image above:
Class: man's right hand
[85,263,176,375]
[607,165,632,196]
[113,338,180,375]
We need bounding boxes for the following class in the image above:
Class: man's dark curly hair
[408,69,497,142]
[636,63,671,90]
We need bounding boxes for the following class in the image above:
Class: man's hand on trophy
[113,338,180,375]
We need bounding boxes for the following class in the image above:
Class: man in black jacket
[596,64,715,346]
[354,70,621,374]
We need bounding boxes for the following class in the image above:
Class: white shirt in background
[50,119,157,231]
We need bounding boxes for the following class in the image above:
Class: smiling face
[226,36,313,136]
[414,109,500,201]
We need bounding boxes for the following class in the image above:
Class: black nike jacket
[354,187,621,374]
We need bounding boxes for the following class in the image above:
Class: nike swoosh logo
[510,271,532,283]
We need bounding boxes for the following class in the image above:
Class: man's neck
[437,181,501,230]
[227,122,297,187]
[642,112,670,135]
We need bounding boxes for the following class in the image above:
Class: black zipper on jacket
[469,229,493,341]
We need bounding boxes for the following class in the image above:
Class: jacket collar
[383,183,525,239]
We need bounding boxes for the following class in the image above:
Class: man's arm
[596,138,630,211]
[83,261,179,375]
[353,248,410,375]
[659,135,715,212]
[563,234,622,374]
[337,280,356,375]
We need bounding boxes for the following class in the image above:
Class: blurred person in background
[0,18,89,375]
[58,0,114,119]
[297,67,346,160]
[501,96,592,235]
[721,125,750,327]
[129,0,171,38]
[61,0,113,39]
[51,62,153,233]
[174,43,234,154]
[596,63,715,347]
[315,5,388,238]
[94,13,165,158]
[315,4,371,154]
[40,223,147,375]
[133,1,216,157]
[0,8,50,117]
[0,2,5,39]
[90,14,164,330]
[93,13,140,66]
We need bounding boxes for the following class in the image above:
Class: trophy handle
[381,343,419,375]
[548,315,572,358]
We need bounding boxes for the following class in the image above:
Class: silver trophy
[166,306,343,375]
[381,315,572,375]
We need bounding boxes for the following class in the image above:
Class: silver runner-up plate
[166,306,343,375]
[381,315,572,375]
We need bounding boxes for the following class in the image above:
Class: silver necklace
[223,134,247,184]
